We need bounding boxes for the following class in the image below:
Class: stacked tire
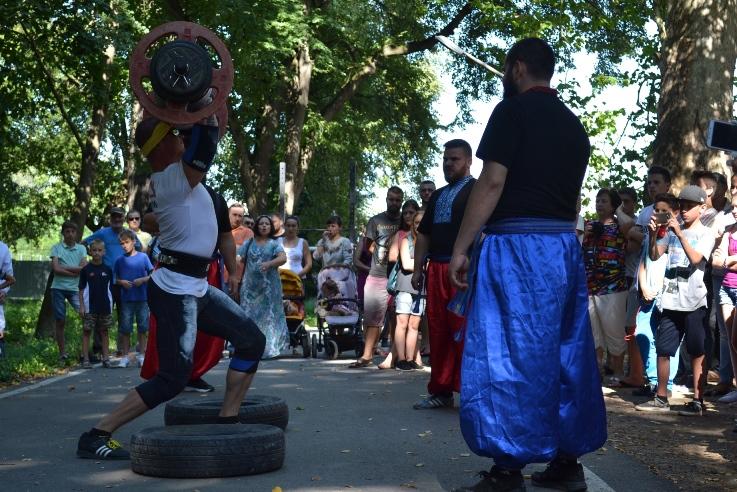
[130,395,288,478]
[130,424,284,478]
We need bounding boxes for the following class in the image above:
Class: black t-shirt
[203,184,232,257]
[476,88,590,224]
[78,262,114,315]
[418,177,475,256]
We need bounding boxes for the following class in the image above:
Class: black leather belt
[158,248,210,278]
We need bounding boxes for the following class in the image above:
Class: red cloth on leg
[425,261,465,395]
[140,258,225,381]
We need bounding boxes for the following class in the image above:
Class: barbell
[129,21,233,134]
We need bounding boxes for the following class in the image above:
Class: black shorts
[655,307,708,357]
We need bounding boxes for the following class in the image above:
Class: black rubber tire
[164,395,289,430]
[131,424,284,478]
[301,333,310,358]
[326,339,339,360]
[311,334,318,359]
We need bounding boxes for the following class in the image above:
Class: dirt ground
[602,384,737,491]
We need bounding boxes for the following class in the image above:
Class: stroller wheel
[325,339,339,360]
[301,333,311,358]
[311,334,318,359]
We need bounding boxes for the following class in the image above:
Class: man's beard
[502,74,518,99]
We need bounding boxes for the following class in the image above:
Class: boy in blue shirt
[78,239,114,368]
[113,230,153,366]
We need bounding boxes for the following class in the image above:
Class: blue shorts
[51,289,80,321]
[719,285,737,307]
[119,301,150,334]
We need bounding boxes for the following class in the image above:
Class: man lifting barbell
[76,105,265,461]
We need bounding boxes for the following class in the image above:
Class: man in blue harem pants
[449,38,607,492]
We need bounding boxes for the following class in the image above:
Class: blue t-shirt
[114,253,153,302]
[78,263,114,314]
[83,227,141,271]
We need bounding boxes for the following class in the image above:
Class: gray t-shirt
[658,223,715,311]
[365,211,401,278]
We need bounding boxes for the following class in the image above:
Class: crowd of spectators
[5,141,737,427]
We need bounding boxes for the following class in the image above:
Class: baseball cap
[677,185,706,204]
[110,206,126,216]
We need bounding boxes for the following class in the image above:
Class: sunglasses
[244,221,255,226]
[127,217,141,222]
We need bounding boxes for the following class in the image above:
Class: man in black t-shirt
[449,38,606,491]
[410,139,474,409]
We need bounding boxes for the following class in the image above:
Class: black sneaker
[185,378,215,393]
[631,384,655,397]
[677,400,704,416]
[395,360,414,371]
[453,466,525,492]
[531,459,587,491]
[77,432,130,460]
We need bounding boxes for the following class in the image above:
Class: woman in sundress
[238,215,288,359]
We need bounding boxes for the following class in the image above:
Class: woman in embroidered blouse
[277,215,312,278]
[238,215,289,359]
[313,215,353,269]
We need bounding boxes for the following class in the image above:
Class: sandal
[348,358,374,369]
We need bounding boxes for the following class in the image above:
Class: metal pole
[278,161,286,219]
[349,160,357,242]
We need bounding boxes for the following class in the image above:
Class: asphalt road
[0,351,677,491]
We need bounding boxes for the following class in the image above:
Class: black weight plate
[150,40,213,103]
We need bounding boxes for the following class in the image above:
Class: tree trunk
[33,273,55,340]
[231,97,284,215]
[37,43,116,339]
[124,100,150,213]
[284,46,312,214]
[69,43,117,234]
[650,0,737,190]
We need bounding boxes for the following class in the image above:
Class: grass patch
[0,299,83,386]
[1,295,319,387]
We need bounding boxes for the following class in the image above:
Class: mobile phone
[706,120,737,153]
[653,212,670,225]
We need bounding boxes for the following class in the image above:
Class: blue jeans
[119,301,149,334]
[636,300,679,389]
[136,279,265,409]
[51,289,80,321]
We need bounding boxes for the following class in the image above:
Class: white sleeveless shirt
[278,237,305,275]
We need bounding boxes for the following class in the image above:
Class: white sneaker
[718,390,737,403]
